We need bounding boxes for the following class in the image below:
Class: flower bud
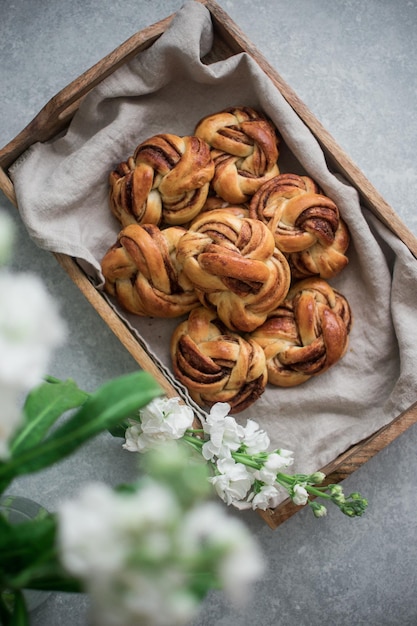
[292,483,309,506]
[328,484,345,503]
[310,502,327,518]
[308,471,326,484]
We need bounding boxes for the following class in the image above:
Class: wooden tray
[1,0,417,530]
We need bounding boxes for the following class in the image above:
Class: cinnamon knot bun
[177,209,291,332]
[171,306,268,413]
[250,277,352,387]
[109,134,215,227]
[194,106,280,204]
[249,173,350,278]
[101,224,199,317]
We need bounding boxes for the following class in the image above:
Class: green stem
[182,434,204,453]
[0,593,12,625]
[230,452,262,470]
[181,432,355,509]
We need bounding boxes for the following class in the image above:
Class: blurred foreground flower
[58,443,264,626]
[0,213,66,459]
[0,271,66,389]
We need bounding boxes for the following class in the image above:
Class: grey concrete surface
[1,1,417,624]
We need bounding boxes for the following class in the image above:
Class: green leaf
[107,421,130,439]
[0,513,81,594]
[0,516,56,577]
[0,592,13,626]
[10,379,89,455]
[0,372,162,490]
[8,591,28,626]
[0,590,29,626]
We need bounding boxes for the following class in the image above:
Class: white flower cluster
[202,403,294,511]
[58,480,264,626]
[123,397,194,452]
[0,211,66,458]
[124,397,295,512]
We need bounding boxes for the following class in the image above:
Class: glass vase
[0,495,51,613]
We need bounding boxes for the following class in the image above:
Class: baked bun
[171,306,267,413]
[101,224,199,317]
[250,277,352,387]
[288,218,350,279]
[249,173,350,278]
[109,134,215,227]
[194,106,280,204]
[177,209,291,332]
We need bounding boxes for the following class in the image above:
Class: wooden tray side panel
[260,401,417,528]
[0,16,175,172]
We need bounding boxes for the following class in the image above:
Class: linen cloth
[10,1,417,483]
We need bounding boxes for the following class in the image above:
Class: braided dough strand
[177,209,291,332]
[109,134,215,227]
[249,173,350,278]
[171,306,267,413]
[250,277,352,387]
[101,224,199,317]
[195,107,280,204]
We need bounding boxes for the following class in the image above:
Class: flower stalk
[123,398,368,518]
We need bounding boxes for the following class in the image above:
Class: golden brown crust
[105,107,354,410]
[109,134,215,227]
[288,217,350,279]
[250,277,352,387]
[249,173,350,278]
[170,306,267,413]
[101,223,199,317]
[177,209,291,332]
[194,106,280,204]
[109,157,162,227]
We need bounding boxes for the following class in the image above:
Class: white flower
[0,270,66,389]
[58,483,202,625]
[178,501,265,606]
[276,448,295,466]
[123,397,194,452]
[0,384,23,459]
[202,403,244,461]
[58,480,263,626]
[216,519,265,606]
[241,419,270,454]
[292,483,309,506]
[0,211,14,265]
[255,451,294,485]
[250,484,282,511]
[88,568,199,626]
[122,422,143,452]
[230,498,254,511]
[209,457,254,505]
[57,481,178,578]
